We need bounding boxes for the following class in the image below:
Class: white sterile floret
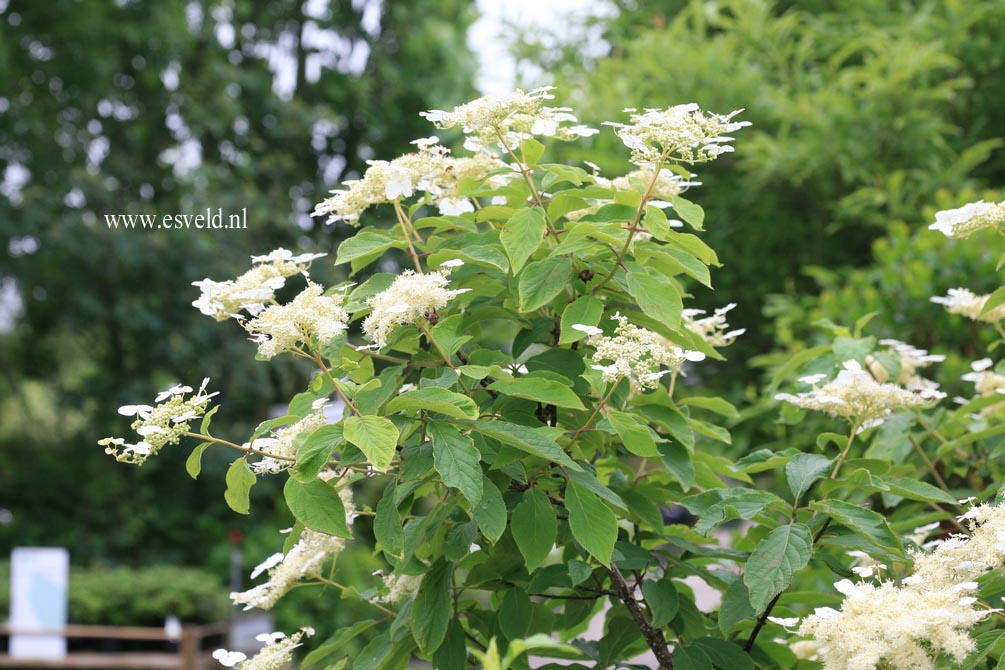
[378,572,423,604]
[213,627,314,670]
[244,282,349,359]
[582,314,704,391]
[800,502,1005,670]
[420,87,598,149]
[683,303,745,347]
[99,378,218,465]
[603,103,750,167]
[311,140,503,225]
[866,338,945,397]
[232,493,355,610]
[929,200,1005,238]
[248,401,330,474]
[931,288,1005,323]
[610,166,697,199]
[362,267,469,349]
[192,248,326,321]
[960,360,1005,418]
[775,360,940,428]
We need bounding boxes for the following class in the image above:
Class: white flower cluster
[608,166,697,201]
[232,487,355,610]
[248,399,330,474]
[362,264,469,349]
[245,282,349,359]
[775,360,941,429]
[98,378,218,465]
[931,287,1005,323]
[377,572,423,604]
[682,303,745,347]
[929,200,1005,238]
[797,501,1005,670]
[212,627,314,670]
[420,87,598,150]
[573,314,705,391]
[961,358,1005,398]
[312,138,504,225]
[866,338,945,396]
[192,248,326,321]
[603,103,750,167]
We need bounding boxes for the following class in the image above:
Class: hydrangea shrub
[102,89,1005,670]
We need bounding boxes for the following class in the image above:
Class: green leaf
[833,336,875,365]
[433,620,467,670]
[743,523,813,614]
[982,286,1005,316]
[488,377,585,410]
[566,469,628,514]
[462,420,582,470]
[474,475,507,543]
[511,489,558,572]
[599,616,644,668]
[785,453,833,504]
[223,458,256,515]
[521,138,546,166]
[499,588,533,640]
[874,475,957,505]
[374,482,404,561]
[810,499,904,557]
[301,619,382,669]
[411,560,452,654]
[718,579,755,635]
[679,396,738,420]
[343,415,399,472]
[658,442,695,489]
[518,256,573,312]
[565,479,618,564]
[185,442,211,479]
[690,638,753,670]
[199,405,220,435]
[334,230,403,274]
[293,424,343,482]
[670,195,704,230]
[283,477,351,538]
[606,409,658,457]
[386,387,479,420]
[429,421,483,507]
[548,192,590,221]
[643,205,671,240]
[501,207,547,274]
[625,265,682,330]
[559,296,603,344]
[642,579,679,627]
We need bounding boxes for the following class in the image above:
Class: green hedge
[0,562,229,626]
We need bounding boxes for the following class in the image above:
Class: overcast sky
[470,0,612,94]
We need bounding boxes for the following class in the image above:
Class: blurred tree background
[2,0,1005,633]
[0,0,476,580]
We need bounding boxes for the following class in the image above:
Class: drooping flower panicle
[420,87,598,151]
[192,248,326,321]
[362,265,469,349]
[99,378,218,465]
[245,282,349,359]
[929,200,1005,238]
[574,314,705,391]
[798,501,1005,670]
[213,627,315,670]
[682,303,745,347]
[775,360,941,429]
[603,103,750,167]
[232,486,355,611]
[931,287,1005,323]
[311,138,505,225]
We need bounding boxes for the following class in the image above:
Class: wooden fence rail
[0,622,228,670]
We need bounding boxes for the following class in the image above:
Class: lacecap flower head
[362,263,469,349]
[929,200,1005,238]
